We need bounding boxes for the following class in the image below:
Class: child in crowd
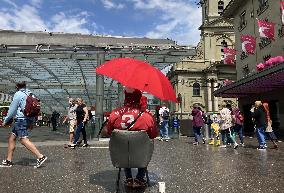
[209,114,221,146]
[172,116,180,135]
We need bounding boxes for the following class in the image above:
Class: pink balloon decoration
[257,63,265,71]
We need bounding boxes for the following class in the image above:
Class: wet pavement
[0,127,284,193]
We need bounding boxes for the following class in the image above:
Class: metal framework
[0,30,196,114]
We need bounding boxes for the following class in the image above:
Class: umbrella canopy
[96,58,177,102]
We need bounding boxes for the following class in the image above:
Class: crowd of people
[0,81,281,191]
[189,101,279,150]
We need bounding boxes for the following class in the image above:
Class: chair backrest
[109,129,154,168]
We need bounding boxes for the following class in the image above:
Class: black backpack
[162,110,169,119]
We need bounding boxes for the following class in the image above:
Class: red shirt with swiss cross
[107,106,158,139]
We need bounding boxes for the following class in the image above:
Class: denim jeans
[73,121,87,144]
[160,120,169,138]
[12,119,29,138]
[234,124,244,143]
[193,126,203,142]
[220,128,236,145]
[256,127,266,147]
[124,168,146,180]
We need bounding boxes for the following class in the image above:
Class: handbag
[265,121,273,132]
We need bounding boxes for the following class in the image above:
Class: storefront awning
[213,62,284,98]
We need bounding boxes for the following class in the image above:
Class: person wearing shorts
[1,81,47,168]
[63,98,78,146]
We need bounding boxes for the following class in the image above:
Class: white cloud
[101,0,125,10]
[0,1,97,34]
[51,12,91,34]
[130,0,202,46]
[0,5,47,31]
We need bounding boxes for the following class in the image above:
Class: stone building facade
[215,0,284,135]
[168,0,237,117]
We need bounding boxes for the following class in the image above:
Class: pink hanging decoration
[223,48,237,64]
[281,2,284,25]
[257,63,265,71]
[257,19,275,40]
[241,35,256,54]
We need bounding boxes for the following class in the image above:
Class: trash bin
[180,119,194,137]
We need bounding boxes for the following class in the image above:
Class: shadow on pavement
[89,169,160,193]
[14,157,36,166]
[14,157,50,167]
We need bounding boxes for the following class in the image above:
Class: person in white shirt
[158,103,170,142]
[63,98,78,146]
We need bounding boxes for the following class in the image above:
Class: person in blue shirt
[1,81,47,168]
[172,116,180,134]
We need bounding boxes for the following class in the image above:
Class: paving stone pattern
[0,127,283,193]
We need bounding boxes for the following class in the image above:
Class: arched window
[193,83,200,96]
[218,0,224,15]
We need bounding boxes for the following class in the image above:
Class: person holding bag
[251,101,267,150]
[262,102,278,149]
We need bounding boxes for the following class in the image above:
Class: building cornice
[222,0,245,18]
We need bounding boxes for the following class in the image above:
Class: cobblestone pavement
[0,127,284,193]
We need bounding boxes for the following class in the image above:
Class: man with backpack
[159,103,170,142]
[0,81,47,168]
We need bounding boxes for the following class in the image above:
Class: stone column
[213,82,219,112]
[95,53,105,136]
[207,81,212,112]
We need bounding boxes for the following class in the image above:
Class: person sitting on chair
[106,87,158,188]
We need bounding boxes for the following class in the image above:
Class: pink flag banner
[281,2,284,25]
[223,47,236,64]
[241,35,256,54]
[257,19,275,40]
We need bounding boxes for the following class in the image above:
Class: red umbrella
[96,58,177,102]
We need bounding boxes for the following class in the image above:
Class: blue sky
[0,0,202,45]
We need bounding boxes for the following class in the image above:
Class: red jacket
[107,106,158,139]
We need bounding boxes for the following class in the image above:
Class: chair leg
[116,168,121,193]
[145,168,150,187]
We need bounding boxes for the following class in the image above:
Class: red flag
[281,2,284,25]
[257,19,275,40]
[223,48,236,64]
[241,35,256,54]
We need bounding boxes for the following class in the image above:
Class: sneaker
[240,143,245,147]
[202,138,206,144]
[193,142,199,145]
[69,144,76,149]
[0,160,13,167]
[209,140,214,145]
[264,144,267,148]
[220,145,227,148]
[132,178,147,188]
[257,147,266,151]
[234,143,239,149]
[82,144,89,147]
[34,155,47,168]
[216,140,221,146]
